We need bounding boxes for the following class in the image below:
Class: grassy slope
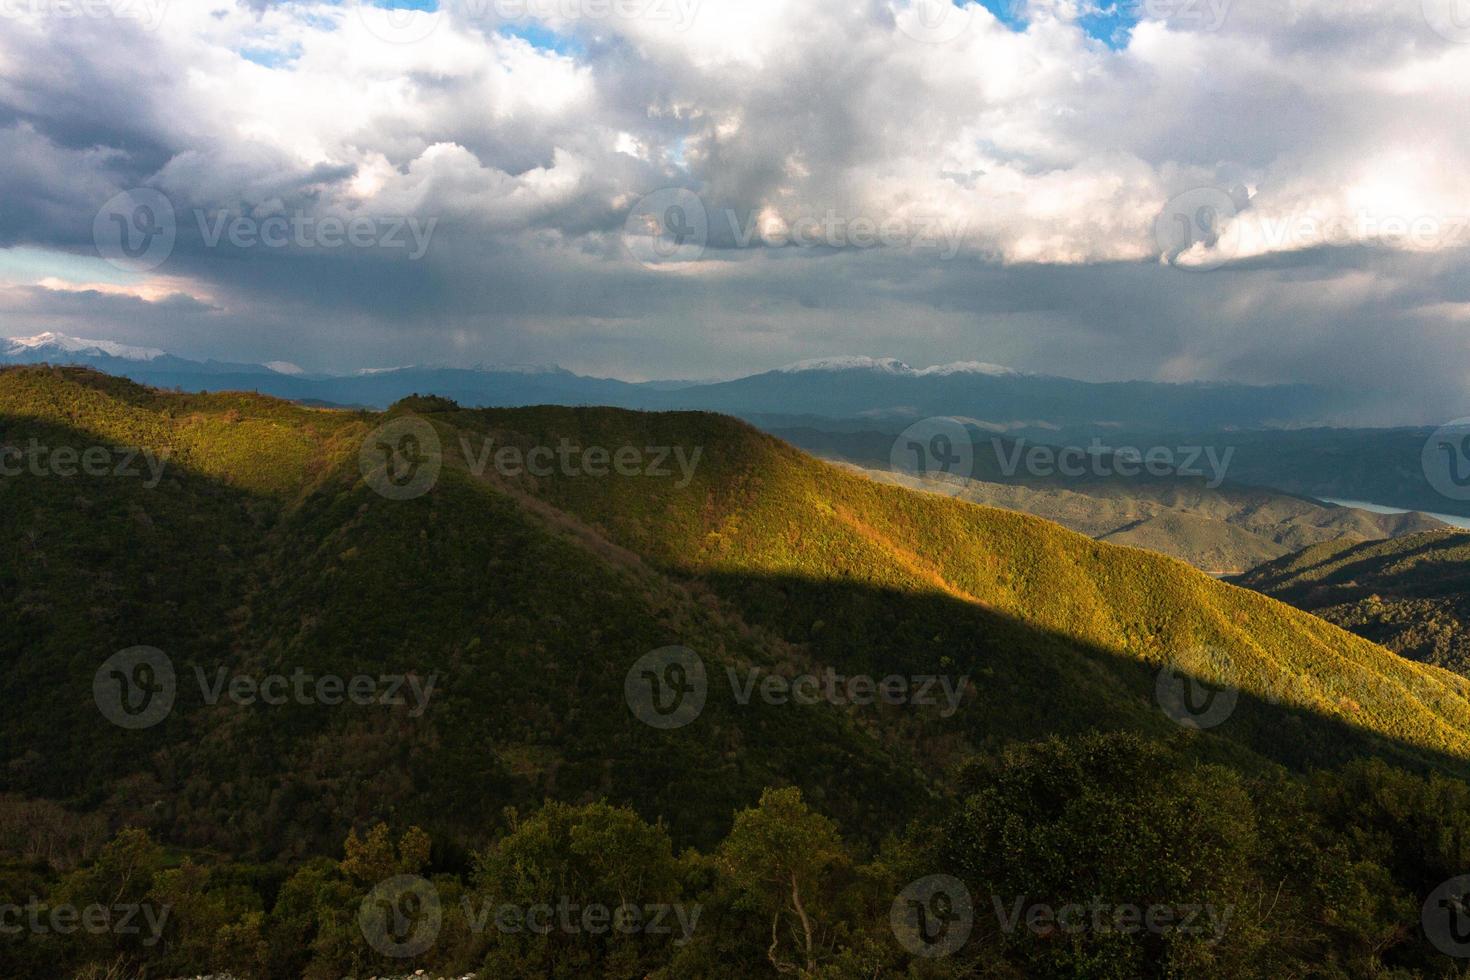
[1235,529,1470,677]
[4,366,1470,865]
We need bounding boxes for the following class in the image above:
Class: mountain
[2,332,280,378]
[852,464,1445,575]
[640,358,1357,434]
[7,365,1470,978]
[773,355,1018,377]
[770,424,1451,573]
[0,333,666,412]
[3,332,167,363]
[4,363,1470,851]
[0,334,1367,434]
[1235,530,1470,677]
[1166,426,1470,520]
[772,416,1470,523]
[12,335,1458,523]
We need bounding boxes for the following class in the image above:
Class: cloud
[0,0,1467,421]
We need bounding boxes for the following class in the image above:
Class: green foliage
[1237,530,1470,676]
[939,734,1266,977]
[6,744,1470,977]
[718,787,848,975]
[470,800,683,978]
[391,393,462,414]
[866,461,1442,576]
[5,368,1470,977]
[340,824,432,884]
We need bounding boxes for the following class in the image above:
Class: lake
[1317,497,1470,531]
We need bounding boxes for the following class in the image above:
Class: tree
[472,800,683,979]
[941,733,1266,978]
[340,823,431,884]
[718,787,847,976]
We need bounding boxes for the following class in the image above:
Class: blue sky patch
[0,247,143,287]
[498,23,584,56]
[240,44,302,69]
[977,0,1139,48]
[359,0,438,11]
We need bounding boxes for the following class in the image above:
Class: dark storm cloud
[0,0,1467,423]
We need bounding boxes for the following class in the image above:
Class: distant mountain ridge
[3,332,278,378]
[4,332,166,363]
[1,333,1372,435]
[774,355,1018,377]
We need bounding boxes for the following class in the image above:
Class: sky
[0,0,1468,421]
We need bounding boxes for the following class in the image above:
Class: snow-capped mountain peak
[353,362,563,376]
[775,355,1015,377]
[4,332,166,362]
[912,360,1016,378]
[777,356,911,374]
[355,366,413,376]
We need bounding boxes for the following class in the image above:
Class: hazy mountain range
[10,333,1465,528]
[2,333,1381,436]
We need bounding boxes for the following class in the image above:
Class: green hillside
[1236,530,1470,677]
[6,366,1470,978]
[828,457,1443,576]
[489,404,1470,767]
